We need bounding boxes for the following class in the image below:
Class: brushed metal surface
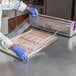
[47,0,72,20]
[0,35,76,76]
[74,0,76,20]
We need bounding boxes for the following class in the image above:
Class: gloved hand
[28,7,38,17]
[12,45,28,61]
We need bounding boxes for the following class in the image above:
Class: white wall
[1,16,8,34]
[3,10,27,19]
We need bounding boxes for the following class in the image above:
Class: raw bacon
[11,29,58,54]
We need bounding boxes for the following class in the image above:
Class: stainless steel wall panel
[47,0,72,20]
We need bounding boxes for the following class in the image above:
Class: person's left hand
[28,7,38,17]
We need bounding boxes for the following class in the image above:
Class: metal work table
[0,35,76,76]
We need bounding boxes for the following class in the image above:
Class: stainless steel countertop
[0,35,76,76]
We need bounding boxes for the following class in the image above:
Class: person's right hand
[12,45,28,61]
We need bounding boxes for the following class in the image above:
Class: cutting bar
[29,14,76,37]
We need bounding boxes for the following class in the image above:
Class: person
[0,0,38,61]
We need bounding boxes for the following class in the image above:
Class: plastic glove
[12,45,28,61]
[28,7,38,17]
[73,22,76,30]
